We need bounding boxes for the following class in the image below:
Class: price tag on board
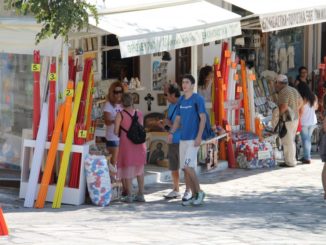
[234,74,239,81]
[250,74,256,81]
[31,64,41,72]
[65,89,74,97]
[49,73,57,81]
[89,127,95,134]
[78,130,87,139]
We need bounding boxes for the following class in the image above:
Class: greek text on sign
[224,100,241,110]
[119,22,241,58]
[31,64,41,72]
[260,7,326,32]
[258,150,270,160]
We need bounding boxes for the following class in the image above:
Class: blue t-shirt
[176,93,206,140]
[168,103,181,144]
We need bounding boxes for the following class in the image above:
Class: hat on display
[276,74,288,83]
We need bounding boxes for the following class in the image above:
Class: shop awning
[223,0,326,32]
[0,17,62,56]
[89,1,241,58]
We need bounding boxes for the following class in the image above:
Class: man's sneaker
[182,190,192,201]
[182,197,195,206]
[163,190,181,199]
[192,191,205,206]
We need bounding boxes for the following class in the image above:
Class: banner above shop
[119,22,241,58]
[260,7,326,32]
[223,0,326,32]
[89,1,241,58]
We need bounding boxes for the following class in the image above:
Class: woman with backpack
[114,93,147,203]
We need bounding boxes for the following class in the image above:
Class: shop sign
[260,7,326,32]
[258,150,270,160]
[119,22,241,58]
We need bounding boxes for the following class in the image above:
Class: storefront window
[0,53,34,170]
[268,27,304,83]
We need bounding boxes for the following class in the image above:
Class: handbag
[274,118,287,138]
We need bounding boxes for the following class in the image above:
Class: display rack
[19,139,93,205]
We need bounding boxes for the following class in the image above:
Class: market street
[1,156,326,244]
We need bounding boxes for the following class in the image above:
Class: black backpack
[120,110,146,144]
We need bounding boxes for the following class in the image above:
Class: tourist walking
[169,74,206,206]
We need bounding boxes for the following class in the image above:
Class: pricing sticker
[234,74,239,81]
[78,130,87,139]
[49,73,57,81]
[31,64,41,72]
[65,89,74,97]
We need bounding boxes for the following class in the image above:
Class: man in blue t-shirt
[168,74,206,206]
[159,83,191,200]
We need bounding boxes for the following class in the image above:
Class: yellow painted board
[52,81,84,208]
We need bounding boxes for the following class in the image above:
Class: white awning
[89,1,241,58]
[0,17,62,56]
[223,0,326,32]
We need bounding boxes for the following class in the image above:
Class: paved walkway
[1,157,326,244]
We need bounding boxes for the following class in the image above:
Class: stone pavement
[1,157,326,244]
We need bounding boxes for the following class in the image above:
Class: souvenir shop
[1,0,325,207]
[0,1,242,207]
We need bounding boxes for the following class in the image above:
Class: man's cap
[275,74,288,83]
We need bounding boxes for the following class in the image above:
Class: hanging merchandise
[247,69,256,132]
[240,60,251,131]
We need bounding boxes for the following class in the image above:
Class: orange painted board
[35,104,65,208]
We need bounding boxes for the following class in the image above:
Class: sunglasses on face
[113,90,123,94]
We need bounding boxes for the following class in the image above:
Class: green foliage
[4,0,99,43]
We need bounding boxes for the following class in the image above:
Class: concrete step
[133,160,228,186]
